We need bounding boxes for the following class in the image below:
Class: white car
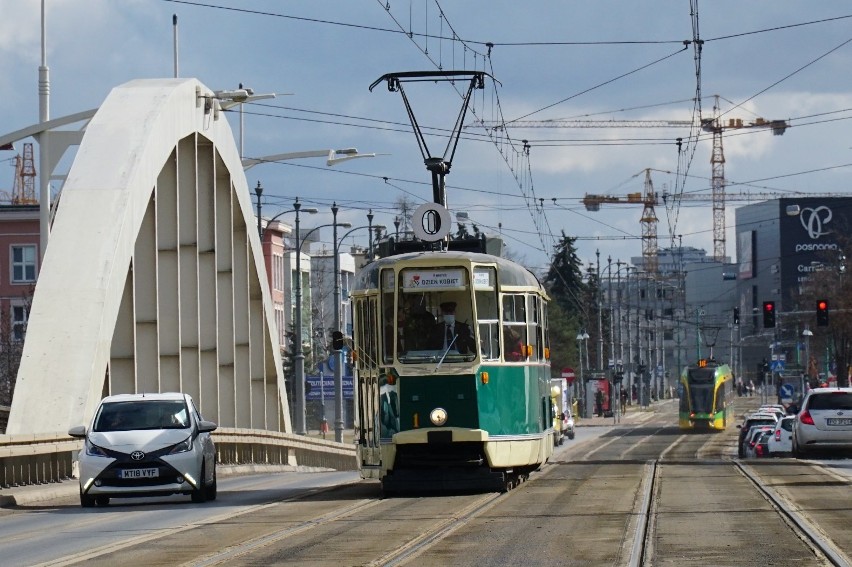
[792,387,852,459]
[767,415,795,456]
[69,392,217,507]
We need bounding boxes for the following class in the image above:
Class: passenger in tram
[502,325,525,361]
[402,296,436,351]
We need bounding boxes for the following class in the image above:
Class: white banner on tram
[402,269,466,290]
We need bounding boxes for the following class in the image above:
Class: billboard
[306,375,354,401]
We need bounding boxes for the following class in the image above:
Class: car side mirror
[198,420,218,433]
[68,425,87,438]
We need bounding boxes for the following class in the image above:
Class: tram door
[354,296,382,476]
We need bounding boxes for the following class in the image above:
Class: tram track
[628,460,658,567]
[736,461,851,567]
[634,457,852,567]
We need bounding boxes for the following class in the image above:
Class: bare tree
[0,289,33,406]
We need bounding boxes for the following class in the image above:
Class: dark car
[737,413,779,458]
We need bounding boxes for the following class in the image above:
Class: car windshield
[807,392,852,411]
[93,400,190,431]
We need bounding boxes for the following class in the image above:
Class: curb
[0,464,340,508]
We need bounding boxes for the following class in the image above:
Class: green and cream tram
[351,251,554,493]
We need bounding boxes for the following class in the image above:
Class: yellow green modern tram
[678,359,734,431]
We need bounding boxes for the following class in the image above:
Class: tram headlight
[430,407,448,426]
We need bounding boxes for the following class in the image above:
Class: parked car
[68,392,217,507]
[745,426,774,458]
[753,430,772,458]
[792,387,852,459]
[767,415,795,457]
[757,406,786,420]
[737,413,779,458]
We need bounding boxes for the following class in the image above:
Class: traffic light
[331,330,344,350]
[762,301,776,328]
[816,299,829,326]
[733,307,740,325]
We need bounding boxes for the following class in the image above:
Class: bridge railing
[0,428,357,489]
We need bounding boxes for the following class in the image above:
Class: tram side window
[502,293,527,362]
[715,380,727,412]
[358,298,379,370]
[381,272,395,363]
[354,300,367,371]
[381,304,394,364]
[366,298,378,369]
[476,286,499,361]
[527,295,540,362]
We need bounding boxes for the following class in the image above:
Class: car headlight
[85,439,109,457]
[168,436,193,455]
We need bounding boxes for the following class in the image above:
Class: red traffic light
[816,299,829,326]
[762,301,776,328]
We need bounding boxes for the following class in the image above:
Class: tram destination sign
[402,269,465,290]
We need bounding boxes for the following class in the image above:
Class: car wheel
[191,463,208,503]
[792,439,806,459]
[80,490,95,508]
[205,465,217,501]
[95,496,110,506]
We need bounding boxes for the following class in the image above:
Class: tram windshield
[383,267,478,364]
[687,368,716,413]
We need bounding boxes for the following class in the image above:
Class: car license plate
[826,418,852,426]
[119,468,159,479]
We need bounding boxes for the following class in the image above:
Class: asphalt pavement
[1,399,668,508]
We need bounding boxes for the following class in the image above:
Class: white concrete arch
[7,78,290,435]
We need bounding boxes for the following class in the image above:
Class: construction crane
[11,142,38,205]
[583,169,659,274]
[583,167,839,273]
[469,99,789,262]
[701,96,787,260]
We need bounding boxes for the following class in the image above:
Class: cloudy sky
[2,1,852,273]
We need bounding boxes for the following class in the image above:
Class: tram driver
[430,302,476,354]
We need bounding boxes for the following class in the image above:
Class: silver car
[792,387,852,459]
[69,392,217,507]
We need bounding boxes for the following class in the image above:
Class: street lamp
[576,330,590,417]
[330,201,385,442]
[292,214,351,436]
[262,198,319,242]
[255,181,263,238]
[242,148,376,171]
[803,328,814,390]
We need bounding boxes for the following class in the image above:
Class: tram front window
[690,384,714,413]
[394,289,477,364]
